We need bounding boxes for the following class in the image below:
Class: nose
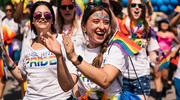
[66,6,69,11]
[99,21,105,30]
[41,13,45,19]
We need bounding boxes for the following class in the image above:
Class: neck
[88,42,101,48]
[64,19,73,25]
[132,18,141,26]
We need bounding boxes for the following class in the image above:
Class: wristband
[8,62,16,71]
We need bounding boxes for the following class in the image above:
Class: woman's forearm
[4,55,25,83]
[56,55,77,92]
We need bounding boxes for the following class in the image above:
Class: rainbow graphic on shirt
[2,25,16,44]
[25,51,57,67]
[71,35,76,42]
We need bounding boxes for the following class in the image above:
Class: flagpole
[109,27,120,44]
[128,56,146,100]
[0,20,8,79]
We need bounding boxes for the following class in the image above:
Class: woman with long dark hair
[0,1,76,99]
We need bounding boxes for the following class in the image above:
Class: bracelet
[8,62,16,71]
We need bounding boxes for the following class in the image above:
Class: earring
[83,29,87,34]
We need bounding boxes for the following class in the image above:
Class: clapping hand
[62,33,77,61]
[40,32,62,57]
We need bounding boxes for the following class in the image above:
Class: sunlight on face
[85,10,110,48]
[130,0,142,20]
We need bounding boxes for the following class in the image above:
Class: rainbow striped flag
[75,0,85,17]
[109,31,142,56]
[0,59,4,78]
[158,48,172,70]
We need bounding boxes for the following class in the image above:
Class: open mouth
[134,11,139,14]
[39,20,48,24]
[95,32,105,36]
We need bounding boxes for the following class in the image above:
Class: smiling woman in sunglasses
[40,1,127,99]
[56,0,86,47]
[116,0,159,99]
[0,1,77,100]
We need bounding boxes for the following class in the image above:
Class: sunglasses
[85,2,109,9]
[5,9,13,12]
[60,5,74,10]
[131,4,142,8]
[33,12,52,21]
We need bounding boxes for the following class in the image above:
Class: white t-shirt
[18,34,77,100]
[2,18,21,51]
[57,20,86,47]
[123,37,159,79]
[0,10,5,19]
[68,44,128,99]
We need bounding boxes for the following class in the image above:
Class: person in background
[40,1,128,99]
[117,0,159,99]
[56,0,86,47]
[0,8,5,100]
[1,2,20,99]
[153,19,180,100]
[109,0,124,20]
[13,0,35,98]
[1,1,76,99]
[169,13,180,100]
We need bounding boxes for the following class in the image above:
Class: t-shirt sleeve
[147,37,159,52]
[17,41,28,75]
[104,45,128,73]
[57,34,78,75]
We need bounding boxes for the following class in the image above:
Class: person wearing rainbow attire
[40,1,128,99]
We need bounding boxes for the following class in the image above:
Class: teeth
[96,32,104,36]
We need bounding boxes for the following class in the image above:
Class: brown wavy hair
[81,6,112,68]
[127,0,151,41]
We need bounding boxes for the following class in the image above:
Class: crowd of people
[0,0,180,100]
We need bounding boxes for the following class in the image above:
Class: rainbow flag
[158,48,171,70]
[109,31,142,56]
[75,0,85,17]
[2,25,16,44]
[0,59,4,78]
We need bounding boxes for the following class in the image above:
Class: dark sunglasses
[60,5,74,10]
[85,2,109,9]
[5,9,13,12]
[131,4,142,8]
[33,12,52,21]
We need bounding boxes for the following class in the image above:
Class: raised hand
[62,33,77,61]
[40,32,62,56]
